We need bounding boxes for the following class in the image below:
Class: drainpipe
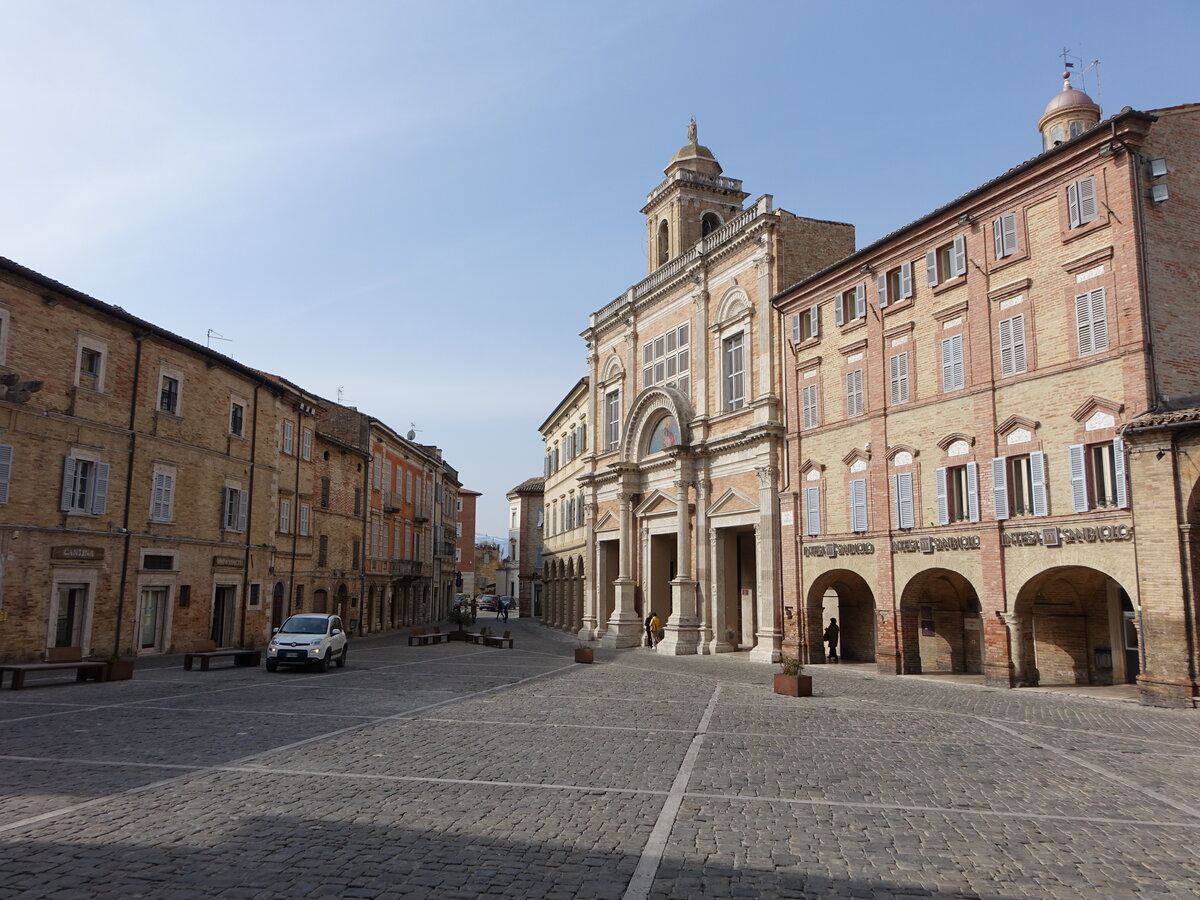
[237,383,261,647]
[286,402,302,620]
[112,332,145,658]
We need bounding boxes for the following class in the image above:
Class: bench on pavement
[0,647,108,690]
[183,639,262,671]
[408,627,449,647]
[483,631,514,649]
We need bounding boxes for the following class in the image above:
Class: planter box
[574,648,594,664]
[106,659,135,681]
[447,631,469,642]
[773,673,812,697]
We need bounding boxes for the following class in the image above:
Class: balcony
[382,490,401,513]
[390,559,422,577]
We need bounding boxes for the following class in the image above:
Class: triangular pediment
[634,489,678,518]
[707,487,758,517]
[593,510,618,532]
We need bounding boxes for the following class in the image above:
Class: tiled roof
[1124,406,1200,430]
[511,476,545,493]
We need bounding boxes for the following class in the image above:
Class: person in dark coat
[823,618,840,662]
[644,612,654,648]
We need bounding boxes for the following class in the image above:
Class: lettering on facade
[803,541,875,558]
[51,545,104,561]
[1002,524,1133,547]
[212,556,245,569]
[891,535,981,554]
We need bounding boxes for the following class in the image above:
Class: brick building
[503,476,544,617]
[773,78,1200,706]
[576,121,853,659]
[540,378,588,632]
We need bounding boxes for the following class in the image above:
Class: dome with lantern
[1038,71,1101,150]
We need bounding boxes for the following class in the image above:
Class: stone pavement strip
[0,620,1197,899]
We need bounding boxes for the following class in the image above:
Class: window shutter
[1076,291,1093,355]
[895,473,914,529]
[935,467,949,526]
[1069,444,1088,512]
[854,283,866,319]
[900,261,912,299]
[1113,437,1128,509]
[237,489,249,532]
[877,273,888,309]
[992,457,1009,521]
[953,335,964,389]
[91,462,109,515]
[1068,181,1080,228]
[1030,451,1047,516]
[941,337,954,391]
[1077,176,1097,224]
[61,457,77,511]
[0,444,11,505]
[834,295,844,327]
[1002,214,1018,256]
[804,486,821,537]
[1011,314,1026,373]
[993,217,1004,259]
[791,313,801,344]
[999,317,1014,375]
[966,461,979,523]
[300,505,310,537]
[810,305,820,337]
[1090,288,1108,351]
[926,250,938,288]
[850,478,867,533]
[802,384,817,429]
[153,472,173,521]
[952,236,966,277]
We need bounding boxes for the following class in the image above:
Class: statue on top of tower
[688,117,697,144]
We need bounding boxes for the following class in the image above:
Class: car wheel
[316,650,330,672]
[336,645,348,668]
[265,660,278,672]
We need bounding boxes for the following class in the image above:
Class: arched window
[1069,120,1084,138]
[657,221,670,266]
[701,212,722,237]
[645,414,680,455]
[1051,124,1065,146]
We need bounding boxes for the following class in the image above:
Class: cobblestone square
[1,620,1198,898]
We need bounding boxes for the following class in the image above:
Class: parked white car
[266,614,348,672]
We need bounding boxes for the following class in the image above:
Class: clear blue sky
[2,0,1196,535]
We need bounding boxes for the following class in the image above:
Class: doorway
[138,586,170,652]
[55,583,89,648]
[211,584,237,647]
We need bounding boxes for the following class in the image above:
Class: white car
[266,614,348,672]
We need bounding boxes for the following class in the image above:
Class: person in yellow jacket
[648,612,663,646]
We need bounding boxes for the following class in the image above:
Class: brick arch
[897,567,982,675]
[804,569,877,665]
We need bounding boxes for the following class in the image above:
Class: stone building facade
[504,476,544,617]
[540,378,588,632]
[576,123,853,660]
[455,488,480,596]
[773,80,1200,706]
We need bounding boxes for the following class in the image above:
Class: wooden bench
[483,631,514,649]
[408,627,449,647]
[0,647,108,690]
[183,640,262,671]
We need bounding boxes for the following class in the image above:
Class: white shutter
[1113,437,1128,509]
[1069,444,1088,512]
[61,457,77,511]
[952,335,964,389]
[1076,291,1093,355]
[791,313,801,344]
[834,295,844,327]
[279,499,290,533]
[966,461,979,523]
[926,250,938,287]
[1090,288,1108,351]
[850,478,868,533]
[1030,451,1047,516]
[993,217,1004,259]
[1077,176,1097,224]
[91,462,109,515]
[936,467,949,526]
[237,489,249,532]
[877,273,888,309]
[992,457,1009,521]
[1068,181,1081,228]
[804,486,821,537]
[802,384,818,429]
[152,472,173,522]
[890,353,909,404]
[0,444,11,505]
[941,337,957,391]
[895,473,914,529]
[999,317,1014,375]
[1011,314,1026,373]
[300,505,310,537]
[810,305,819,337]
[952,235,966,277]
[900,261,912,299]
[855,283,866,319]
[1002,213,1018,256]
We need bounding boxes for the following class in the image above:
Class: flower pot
[773,673,812,697]
[574,648,594,664]
[106,659,135,681]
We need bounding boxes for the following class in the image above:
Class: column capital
[998,610,1021,629]
[754,465,779,489]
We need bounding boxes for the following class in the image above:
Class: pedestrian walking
[824,617,840,662]
[470,597,478,624]
[648,611,663,647]
[500,596,510,621]
[643,612,654,648]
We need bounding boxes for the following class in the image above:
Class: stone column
[601,472,643,648]
[749,465,782,663]
[708,528,734,653]
[1000,611,1031,687]
[579,500,599,640]
[695,478,713,653]
[659,475,700,655]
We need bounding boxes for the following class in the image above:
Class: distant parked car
[477,594,498,611]
[266,614,348,672]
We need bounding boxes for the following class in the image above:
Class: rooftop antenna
[206,329,231,349]
[336,386,346,405]
[1058,48,1102,111]
[406,422,421,441]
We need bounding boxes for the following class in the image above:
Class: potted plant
[105,650,136,681]
[574,637,594,664]
[773,654,811,697]
[446,604,473,641]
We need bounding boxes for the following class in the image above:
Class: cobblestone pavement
[1,621,1198,899]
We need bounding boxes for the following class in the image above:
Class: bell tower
[641,119,750,273]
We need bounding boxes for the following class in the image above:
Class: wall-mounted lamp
[1150,158,1168,177]
[957,213,974,225]
[1156,448,1168,460]
[1151,183,1169,203]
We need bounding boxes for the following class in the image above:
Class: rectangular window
[993,213,1018,259]
[223,487,249,532]
[301,429,313,461]
[845,368,864,417]
[150,469,174,522]
[320,477,331,509]
[1075,288,1109,356]
[299,504,310,537]
[0,443,10,505]
[278,498,291,534]
[60,457,109,515]
[248,583,262,609]
[723,332,745,410]
[993,452,1047,520]
[142,554,175,570]
[849,478,868,533]
[352,539,360,567]
[925,236,967,287]
[605,390,620,450]
[936,463,979,525]
[1067,176,1098,228]
[941,334,965,392]
[804,486,821,537]
[282,422,294,455]
[642,323,690,392]
[999,315,1027,376]
[159,375,179,414]
[878,263,913,309]
[1070,440,1127,511]
[835,284,866,326]
[889,352,909,404]
[80,346,101,377]
[318,535,329,567]
[353,486,362,515]
[230,402,245,437]
[791,306,820,343]
[894,472,915,529]
[801,383,818,429]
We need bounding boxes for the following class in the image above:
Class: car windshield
[279,616,328,635]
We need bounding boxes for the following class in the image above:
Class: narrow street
[0,618,1197,898]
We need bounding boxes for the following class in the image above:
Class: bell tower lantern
[641,119,750,273]
[1038,71,1101,151]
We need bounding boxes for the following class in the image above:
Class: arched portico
[898,568,983,675]
[805,570,877,664]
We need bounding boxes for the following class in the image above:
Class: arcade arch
[805,570,877,664]
[897,568,983,675]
